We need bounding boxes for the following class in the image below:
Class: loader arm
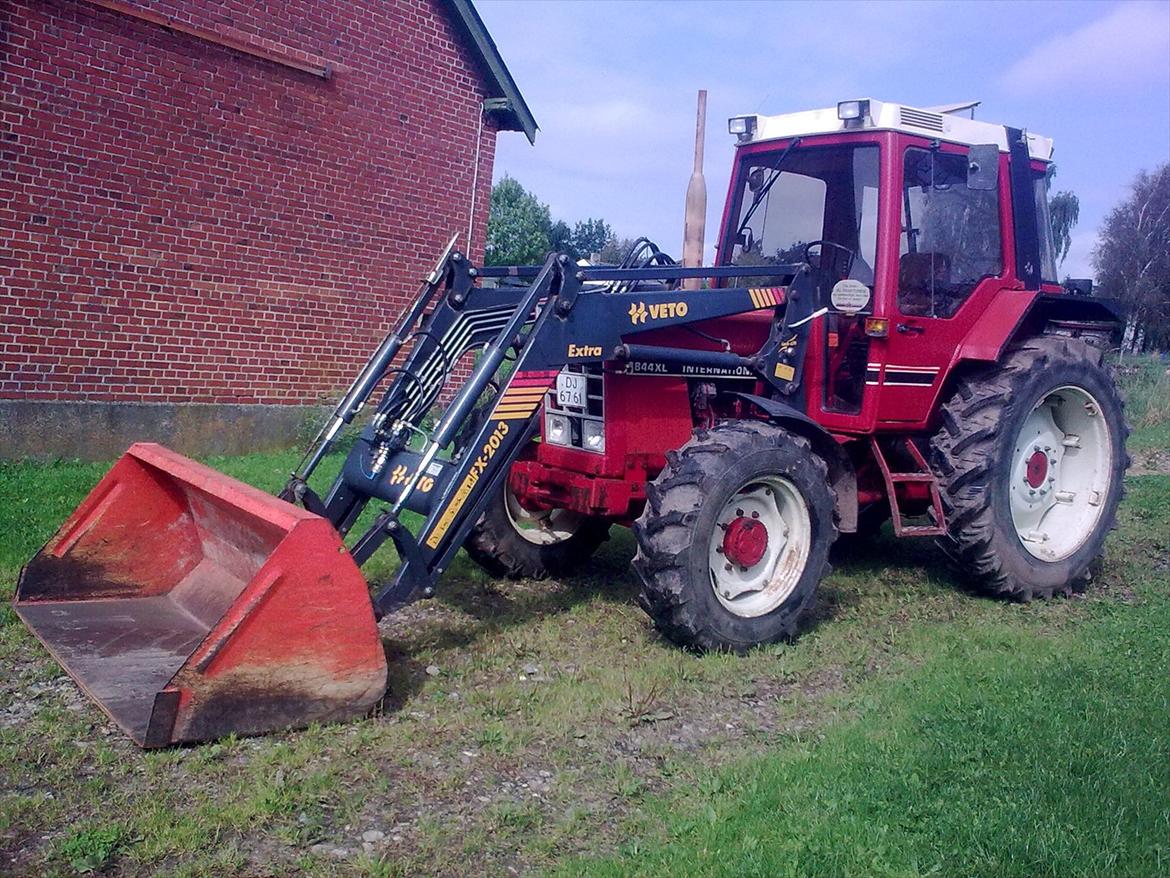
[298,249,819,617]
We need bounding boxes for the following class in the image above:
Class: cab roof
[735,98,1053,161]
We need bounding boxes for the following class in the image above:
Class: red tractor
[16,98,1128,745]
[467,98,1127,651]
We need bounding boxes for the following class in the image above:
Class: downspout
[468,100,486,255]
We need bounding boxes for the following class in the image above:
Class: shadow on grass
[374,530,645,706]
[374,524,891,698]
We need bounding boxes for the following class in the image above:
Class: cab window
[899,148,1001,317]
[728,144,879,287]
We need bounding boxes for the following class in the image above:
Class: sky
[478,0,1170,279]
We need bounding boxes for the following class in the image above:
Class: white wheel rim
[708,475,812,618]
[503,487,586,546]
[1009,384,1113,561]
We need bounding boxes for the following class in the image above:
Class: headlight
[546,413,570,446]
[582,419,605,453]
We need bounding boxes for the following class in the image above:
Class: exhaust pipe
[681,89,707,291]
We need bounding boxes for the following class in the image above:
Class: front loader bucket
[13,443,387,747]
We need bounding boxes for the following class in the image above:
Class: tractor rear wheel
[633,422,836,652]
[465,483,610,580]
[929,336,1128,600]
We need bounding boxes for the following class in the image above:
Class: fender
[731,392,858,533]
[955,291,1124,365]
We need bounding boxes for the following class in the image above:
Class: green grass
[0,386,1167,875]
[563,478,1170,878]
[1117,353,1170,428]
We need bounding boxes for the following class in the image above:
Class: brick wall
[1,0,498,412]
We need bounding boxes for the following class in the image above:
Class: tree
[1093,163,1170,352]
[571,218,613,260]
[486,178,618,265]
[599,236,637,264]
[1046,166,1080,265]
[485,176,550,266]
[547,220,573,255]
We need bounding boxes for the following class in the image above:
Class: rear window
[1034,172,1059,283]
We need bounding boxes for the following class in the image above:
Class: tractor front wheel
[465,483,610,580]
[929,336,1128,599]
[633,422,836,651]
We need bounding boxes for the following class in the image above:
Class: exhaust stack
[681,89,707,290]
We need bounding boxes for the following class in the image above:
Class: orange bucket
[13,444,387,746]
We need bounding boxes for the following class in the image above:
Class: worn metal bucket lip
[12,595,196,746]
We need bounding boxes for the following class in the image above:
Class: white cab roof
[740,98,1053,161]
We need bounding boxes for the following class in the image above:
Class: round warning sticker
[830,279,870,313]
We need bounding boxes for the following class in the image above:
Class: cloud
[998,2,1170,94]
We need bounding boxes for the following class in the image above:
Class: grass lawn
[0,424,1166,876]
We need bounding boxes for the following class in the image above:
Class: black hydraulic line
[478,265,543,279]
[580,263,802,283]
[384,253,563,518]
[392,328,453,422]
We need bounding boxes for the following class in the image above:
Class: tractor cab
[718,98,1061,434]
[719,132,881,418]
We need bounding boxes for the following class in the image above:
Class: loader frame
[284,249,822,617]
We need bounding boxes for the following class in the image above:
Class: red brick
[1,0,500,405]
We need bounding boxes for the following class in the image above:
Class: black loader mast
[283,245,820,617]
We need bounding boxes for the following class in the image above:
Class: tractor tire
[929,336,1129,600]
[633,422,837,652]
[464,482,610,580]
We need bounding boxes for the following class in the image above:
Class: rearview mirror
[967,144,999,190]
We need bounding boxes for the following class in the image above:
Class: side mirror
[737,227,754,253]
[967,144,999,191]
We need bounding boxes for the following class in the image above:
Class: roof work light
[728,115,757,142]
[837,100,870,128]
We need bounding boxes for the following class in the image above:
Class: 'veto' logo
[628,301,689,325]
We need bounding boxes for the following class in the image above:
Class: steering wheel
[804,240,857,276]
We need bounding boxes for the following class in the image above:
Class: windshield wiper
[736,137,802,239]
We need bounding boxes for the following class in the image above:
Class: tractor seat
[898,252,951,316]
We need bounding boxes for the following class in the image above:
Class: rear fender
[730,393,858,533]
[954,291,1123,366]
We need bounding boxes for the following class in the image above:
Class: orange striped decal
[489,370,558,421]
[747,286,785,310]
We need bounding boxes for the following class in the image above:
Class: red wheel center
[722,518,769,568]
[1025,450,1049,488]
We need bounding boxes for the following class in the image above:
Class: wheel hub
[1008,385,1114,561]
[707,476,810,617]
[1025,450,1049,488]
[722,517,769,568]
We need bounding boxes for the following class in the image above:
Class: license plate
[555,372,587,409]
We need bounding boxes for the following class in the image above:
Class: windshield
[724,144,880,286]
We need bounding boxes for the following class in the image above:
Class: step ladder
[870,437,946,537]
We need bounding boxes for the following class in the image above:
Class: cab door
[875,139,1009,426]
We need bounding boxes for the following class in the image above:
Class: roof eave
[442,0,538,144]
